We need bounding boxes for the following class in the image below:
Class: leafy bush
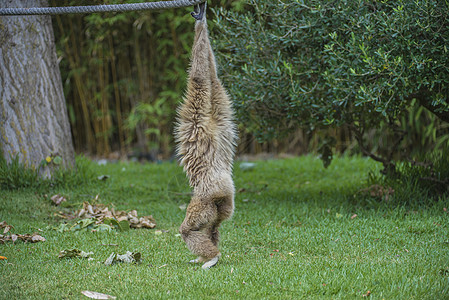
[212,0,449,171]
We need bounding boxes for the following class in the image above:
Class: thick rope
[0,0,205,16]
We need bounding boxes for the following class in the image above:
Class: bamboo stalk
[57,15,95,154]
[133,30,149,152]
[102,45,111,156]
[108,34,125,155]
[93,45,103,155]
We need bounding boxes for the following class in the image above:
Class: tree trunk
[0,0,75,177]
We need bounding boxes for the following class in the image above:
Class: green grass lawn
[1,156,448,299]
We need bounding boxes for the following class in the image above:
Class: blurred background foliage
[52,0,248,160]
[52,0,448,174]
[53,0,195,159]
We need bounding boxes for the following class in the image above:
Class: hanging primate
[175,3,237,270]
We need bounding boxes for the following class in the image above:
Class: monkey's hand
[191,1,206,21]
[201,255,219,270]
[188,255,220,270]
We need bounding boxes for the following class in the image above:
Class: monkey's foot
[201,256,219,270]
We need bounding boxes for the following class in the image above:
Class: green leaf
[79,218,95,229]
[56,223,69,233]
[103,217,119,228]
[59,249,93,259]
[53,156,63,165]
[96,224,113,232]
[70,224,81,231]
[318,137,336,169]
[118,220,130,231]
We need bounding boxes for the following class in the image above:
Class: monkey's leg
[210,223,220,246]
[217,194,235,221]
[179,200,221,269]
[180,229,221,269]
[207,195,235,261]
[188,223,219,265]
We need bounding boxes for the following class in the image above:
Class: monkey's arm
[175,22,218,186]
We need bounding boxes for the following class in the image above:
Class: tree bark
[0,0,75,177]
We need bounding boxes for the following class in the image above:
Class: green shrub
[212,0,449,171]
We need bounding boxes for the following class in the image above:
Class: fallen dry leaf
[139,217,156,229]
[104,251,141,266]
[75,201,156,230]
[0,256,7,260]
[0,233,45,244]
[31,234,46,243]
[81,290,116,299]
[50,194,67,206]
[0,221,14,234]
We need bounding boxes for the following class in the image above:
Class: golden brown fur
[174,18,237,269]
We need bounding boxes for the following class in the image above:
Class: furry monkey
[175,2,237,270]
